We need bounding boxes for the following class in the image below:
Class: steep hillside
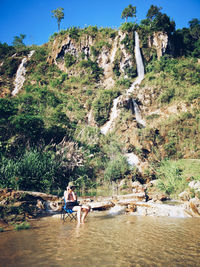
[0,26,199,197]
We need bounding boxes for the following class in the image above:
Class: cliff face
[1,30,198,163]
[148,31,169,60]
[47,30,136,88]
[0,30,171,96]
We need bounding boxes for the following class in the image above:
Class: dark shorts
[65,201,80,210]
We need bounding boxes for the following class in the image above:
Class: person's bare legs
[73,206,82,223]
[81,205,90,223]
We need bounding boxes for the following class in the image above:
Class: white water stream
[12,50,35,96]
[101,32,145,135]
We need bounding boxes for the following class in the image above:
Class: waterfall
[12,50,35,96]
[132,100,146,127]
[100,96,121,135]
[101,31,145,134]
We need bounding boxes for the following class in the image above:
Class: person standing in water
[64,181,90,223]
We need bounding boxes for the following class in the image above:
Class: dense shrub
[68,27,80,41]
[156,160,188,197]
[11,114,44,141]
[120,22,138,33]
[159,88,175,103]
[0,57,20,77]
[0,42,15,59]
[0,150,58,192]
[32,46,48,62]
[92,89,120,126]
[64,53,76,68]
[104,155,129,182]
[79,59,103,81]
[83,26,98,37]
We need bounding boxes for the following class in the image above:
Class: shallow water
[1,212,200,267]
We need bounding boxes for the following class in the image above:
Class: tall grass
[156,160,189,198]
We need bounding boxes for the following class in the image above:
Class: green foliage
[120,33,135,53]
[52,7,64,32]
[113,60,120,77]
[64,53,76,67]
[121,5,136,22]
[0,149,60,192]
[75,174,94,192]
[104,155,129,182]
[0,42,15,59]
[116,78,132,88]
[95,40,111,50]
[156,160,188,197]
[173,19,200,57]
[145,5,175,35]
[14,221,30,231]
[147,56,200,86]
[32,46,49,62]
[0,227,4,232]
[146,5,162,21]
[68,27,80,41]
[0,98,18,120]
[92,89,120,126]
[79,59,103,81]
[0,57,20,77]
[120,22,138,33]
[12,114,44,141]
[159,88,175,104]
[12,34,26,47]
[90,46,99,58]
[189,18,200,40]
[84,26,98,37]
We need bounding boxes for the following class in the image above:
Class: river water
[0,212,200,267]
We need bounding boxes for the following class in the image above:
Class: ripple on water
[0,213,200,267]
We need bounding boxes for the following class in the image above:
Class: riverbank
[1,180,200,232]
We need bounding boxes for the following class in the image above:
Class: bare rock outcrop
[148,31,169,60]
[47,31,134,88]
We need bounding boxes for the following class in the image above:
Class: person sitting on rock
[64,181,90,223]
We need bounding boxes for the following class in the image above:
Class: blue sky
[0,0,200,46]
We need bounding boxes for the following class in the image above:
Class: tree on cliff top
[52,7,64,32]
[146,5,175,34]
[12,34,26,47]
[189,18,200,40]
[147,5,162,22]
[121,4,136,22]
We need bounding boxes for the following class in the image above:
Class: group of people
[64,181,90,224]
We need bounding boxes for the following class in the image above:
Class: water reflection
[0,212,200,267]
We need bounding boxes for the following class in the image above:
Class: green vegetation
[51,7,64,32]
[104,154,130,181]
[155,159,200,198]
[0,4,199,199]
[92,89,120,126]
[121,4,136,22]
[145,56,200,105]
[64,53,76,67]
[12,34,26,48]
[14,221,31,231]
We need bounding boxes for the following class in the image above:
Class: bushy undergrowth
[0,150,59,192]
[49,26,117,42]
[145,57,200,105]
[104,154,130,181]
[155,159,200,198]
[1,24,200,195]
[156,160,187,197]
[92,89,120,126]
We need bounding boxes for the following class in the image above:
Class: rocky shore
[1,180,200,230]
